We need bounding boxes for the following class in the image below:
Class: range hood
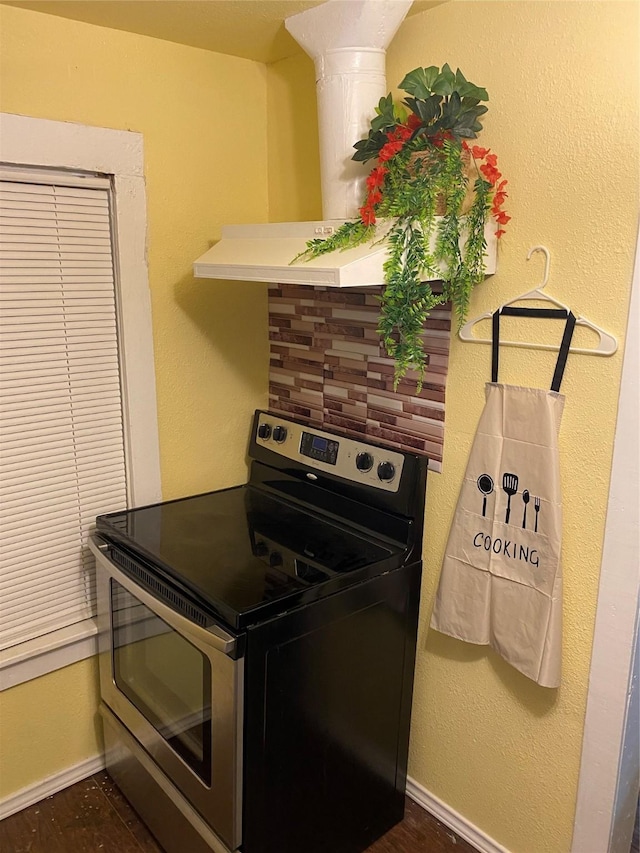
[193,220,497,286]
[193,220,392,287]
[193,0,497,288]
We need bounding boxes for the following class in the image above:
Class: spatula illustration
[502,473,519,524]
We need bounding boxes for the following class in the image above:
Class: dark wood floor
[0,771,478,853]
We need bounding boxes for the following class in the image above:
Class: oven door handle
[89,536,238,657]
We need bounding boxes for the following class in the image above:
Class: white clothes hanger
[458,245,618,355]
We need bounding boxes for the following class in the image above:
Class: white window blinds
[0,172,128,651]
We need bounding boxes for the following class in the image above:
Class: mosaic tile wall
[268,284,452,472]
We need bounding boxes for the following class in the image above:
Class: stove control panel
[254,413,405,493]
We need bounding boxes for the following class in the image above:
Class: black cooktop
[96,484,403,629]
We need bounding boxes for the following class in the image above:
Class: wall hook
[526,245,551,289]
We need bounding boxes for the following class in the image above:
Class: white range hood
[193,0,497,288]
[193,220,390,287]
[193,219,498,286]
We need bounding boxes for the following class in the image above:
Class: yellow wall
[0,4,270,500]
[0,2,637,846]
[0,4,269,797]
[267,52,321,222]
[0,659,102,799]
[266,2,638,851]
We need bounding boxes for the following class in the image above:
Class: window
[0,114,161,689]
[0,169,128,649]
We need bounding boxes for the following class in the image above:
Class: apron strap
[491,307,577,391]
[550,310,577,392]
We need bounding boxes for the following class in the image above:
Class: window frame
[0,113,161,690]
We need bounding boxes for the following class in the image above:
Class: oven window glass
[111,579,212,785]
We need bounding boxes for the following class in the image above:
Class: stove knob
[258,423,272,440]
[272,425,287,443]
[377,461,396,482]
[355,452,374,473]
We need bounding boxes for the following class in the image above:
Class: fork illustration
[534,496,541,532]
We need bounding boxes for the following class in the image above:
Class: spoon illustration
[522,489,530,529]
[502,473,519,524]
[477,474,494,517]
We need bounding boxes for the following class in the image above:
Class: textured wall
[267,3,639,851]
[0,4,270,501]
[0,659,102,799]
[0,5,270,797]
[267,52,321,223]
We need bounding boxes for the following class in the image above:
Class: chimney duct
[285,0,413,220]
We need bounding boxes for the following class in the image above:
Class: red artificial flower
[494,211,511,225]
[366,165,388,189]
[407,113,422,131]
[472,145,490,160]
[359,196,382,225]
[376,125,413,163]
[431,129,454,148]
[378,140,404,162]
[480,162,502,186]
[492,191,508,208]
[367,189,382,206]
[386,127,407,143]
[461,140,470,151]
[466,145,509,234]
[359,203,376,226]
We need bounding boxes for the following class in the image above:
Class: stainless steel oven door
[89,536,243,851]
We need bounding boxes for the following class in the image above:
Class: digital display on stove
[300,431,339,465]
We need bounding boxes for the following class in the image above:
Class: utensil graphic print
[502,473,519,523]
[477,474,494,517]
[534,496,541,532]
[522,490,530,528]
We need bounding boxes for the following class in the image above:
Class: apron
[430,307,576,687]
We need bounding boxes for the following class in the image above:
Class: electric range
[90,409,428,853]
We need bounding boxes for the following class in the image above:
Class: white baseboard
[0,757,511,853]
[0,753,105,821]
[406,775,512,853]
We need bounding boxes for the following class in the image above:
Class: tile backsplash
[268,284,452,471]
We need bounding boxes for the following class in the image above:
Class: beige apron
[430,308,576,687]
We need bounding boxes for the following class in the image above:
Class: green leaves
[404,94,442,126]
[399,64,488,103]
[351,64,491,160]
[370,94,396,131]
[352,94,398,162]
[300,63,497,389]
[452,67,488,101]
[379,217,441,391]
[291,220,374,262]
[399,65,440,98]
[430,63,456,96]
[396,64,490,143]
[352,130,389,162]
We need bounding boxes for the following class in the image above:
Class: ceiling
[4,0,444,65]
